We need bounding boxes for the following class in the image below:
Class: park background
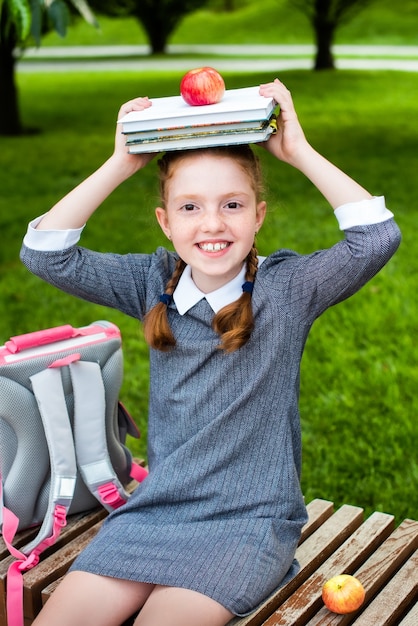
[0,0,417,524]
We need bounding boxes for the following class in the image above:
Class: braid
[165,257,187,296]
[143,257,186,351]
[245,245,259,283]
[212,245,259,352]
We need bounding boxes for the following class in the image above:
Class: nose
[201,208,226,233]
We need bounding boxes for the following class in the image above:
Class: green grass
[1,68,417,525]
[40,0,418,47]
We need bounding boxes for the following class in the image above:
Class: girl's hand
[259,79,310,166]
[113,97,157,174]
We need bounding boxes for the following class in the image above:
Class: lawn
[40,0,418,47]
[1,67,417,524]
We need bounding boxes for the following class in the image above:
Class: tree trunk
[147,26,167,55]
[132,6,170,55]
[313,13,336,70]
[0,26,22,135]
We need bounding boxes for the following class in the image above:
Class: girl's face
[155,153,266,293]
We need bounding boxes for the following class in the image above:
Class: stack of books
[118,86,277,154]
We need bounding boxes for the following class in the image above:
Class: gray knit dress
[20,217,400,616]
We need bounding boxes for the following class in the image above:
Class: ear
[155,206,171,239]
[255,201,267,232]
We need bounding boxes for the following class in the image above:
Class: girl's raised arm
[260,79,372,210]
[36,98,155,231]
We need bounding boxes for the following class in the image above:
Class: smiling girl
[21,79,400,626]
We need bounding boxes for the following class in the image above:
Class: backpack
[0,320,148,626]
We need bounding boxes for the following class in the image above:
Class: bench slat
[304,518,418,625]
[262,511,395,625]
[397,598,418,626]
[299,499,334,543]
[1,527,39,560]
[350,549,418,626]
[229,504,364,626]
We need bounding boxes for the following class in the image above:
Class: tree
[292,0,375,70]
[89,0,209,55]
[0,0,97,136]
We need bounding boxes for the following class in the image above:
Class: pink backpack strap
[3,504,67,626]
[130,461,148,483]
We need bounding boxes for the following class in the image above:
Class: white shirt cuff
[23,215,85,251]
[335,196,394,231]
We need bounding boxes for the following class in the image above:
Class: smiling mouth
[198,242,230,252]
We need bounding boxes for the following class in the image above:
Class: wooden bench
[1,499,417,626]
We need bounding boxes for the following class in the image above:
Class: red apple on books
[180,67,225,106]
[322,575,365,614]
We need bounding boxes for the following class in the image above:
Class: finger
[118,97,152,119]
[259,79,292,104]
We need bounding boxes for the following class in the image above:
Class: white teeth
[199,242,229,252]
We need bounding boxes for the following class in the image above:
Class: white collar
[173,264,246,315]
[172,257,266,315]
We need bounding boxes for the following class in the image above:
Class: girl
[21,79,400,626]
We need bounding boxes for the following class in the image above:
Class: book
[126,123,274,154]
[118,86,276,133]
[123,117,271,143]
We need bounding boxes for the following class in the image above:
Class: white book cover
[119,86,276,133]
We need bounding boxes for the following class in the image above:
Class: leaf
[7,0,32,40]
[47,0,70,38]
[29,0,42,45]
